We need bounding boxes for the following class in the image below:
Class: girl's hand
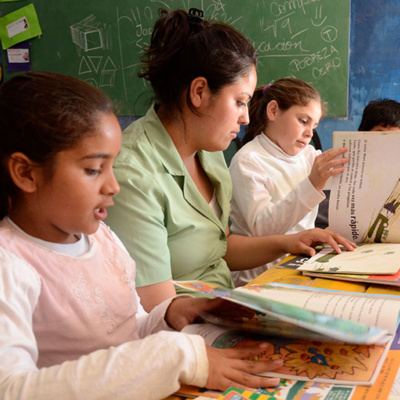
[166,299,284,390]
[205,343,283,391]
[309,147,349,191]
[165,297,229,331]
[282,228,357,257]
[166,296,257,331]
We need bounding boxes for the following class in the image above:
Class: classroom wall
[2,0,396,148]
[119,0,400,150]
[0,0,349,118]
[317,0,400,151]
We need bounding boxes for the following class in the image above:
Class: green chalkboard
[0,0,350,117]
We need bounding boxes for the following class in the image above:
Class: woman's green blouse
[106,105,235,293]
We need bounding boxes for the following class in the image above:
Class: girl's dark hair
[139,8,258,114]
[242,77,325,146]
[358,98,400,131]
[0,71,114,219]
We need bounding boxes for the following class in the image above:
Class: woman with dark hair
[106,9,355,312]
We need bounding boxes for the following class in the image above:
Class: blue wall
[317,0,400,150]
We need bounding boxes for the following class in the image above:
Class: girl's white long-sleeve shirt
[229,134,325,286]
[0,219,208,400]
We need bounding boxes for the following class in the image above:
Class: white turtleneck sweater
[229,133,325,286]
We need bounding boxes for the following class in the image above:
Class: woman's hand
[282,228,357,257]
[205,343,283,391]
[309,147,349,191]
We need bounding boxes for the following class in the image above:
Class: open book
[297,244,400,286]
[298,131,400,280]
[174,281,400,385]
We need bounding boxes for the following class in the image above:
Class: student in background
[0,71,287,398]
[106,9,356,311]
[358,98,400,131]
[229,78,350,286]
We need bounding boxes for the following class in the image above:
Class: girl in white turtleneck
[229,78,349,286]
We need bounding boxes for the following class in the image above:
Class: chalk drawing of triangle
[78,57,92,74]
[88,56,103,73]
[103,56,117,72]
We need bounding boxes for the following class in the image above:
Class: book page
[298,243,400,274]
[329,131,400,243]
[174,281,395,344]
[182,323,390,386]
[237,284,400,334]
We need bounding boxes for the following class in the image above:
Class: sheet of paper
[6,42,30,71]
[299,243,400,275]
[329,131,400,243]
[0,4,42,49]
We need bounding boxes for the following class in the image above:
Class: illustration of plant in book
[364,178,400,243]
[213,333,385,383]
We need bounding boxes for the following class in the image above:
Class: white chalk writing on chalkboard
[2,0,348,116]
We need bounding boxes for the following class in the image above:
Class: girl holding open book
[229,78,352,286]
[0,71,288,399]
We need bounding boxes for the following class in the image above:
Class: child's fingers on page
[206,345,281,390]
[240,357,284,375]
[329,232,357,250]
[324,234,355,253]
[221,342,274,360]
[206,370,280,392]
[320,147,348,162]
[223,345,284,372]
[329,157,349,167]
[325,147,348,158]
[328,166,346,176]
[220,371,281,391]
[228,356,283,387]
[207,358,282,391]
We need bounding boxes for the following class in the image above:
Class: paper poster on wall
[0,4,42,49]
[6,42,30,71]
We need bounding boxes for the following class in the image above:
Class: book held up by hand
[298,131,400,284]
